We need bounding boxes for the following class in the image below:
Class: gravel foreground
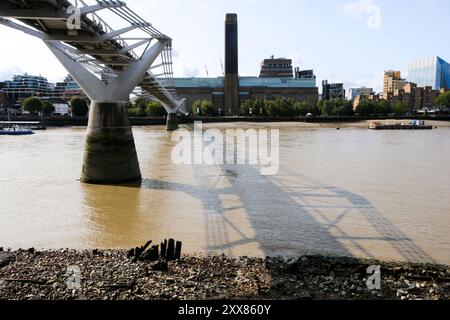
[0,249,449,300]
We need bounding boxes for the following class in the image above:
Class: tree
[306,102,320,116]
[201,100,214,116]
[392,102,408,116]
[134,96,147,114]
[22,97,42,115]
[331,99,354,116]
[317,100,334,116]
[70,97,89,117]
[254,99,267,116]
[240,99,255,116]
[192,99,202,116]
[128,108,140,117]
[436,91,450,108]
[374,100,392,115]
[295,100,312,116]
[264,97,298,117]
[42,101,55,115]
[355,100,374,116]
[146,101,166,117]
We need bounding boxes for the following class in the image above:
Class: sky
[0,0,449,93]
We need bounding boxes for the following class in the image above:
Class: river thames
[1,121,449,264]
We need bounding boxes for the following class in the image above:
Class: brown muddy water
[0,122,449,264]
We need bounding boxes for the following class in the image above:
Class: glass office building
[408,56,450,90]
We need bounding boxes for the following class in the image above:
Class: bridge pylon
[47,39,168,184]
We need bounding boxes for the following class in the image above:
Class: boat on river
[0,122,36,135]
[369,120,433,130]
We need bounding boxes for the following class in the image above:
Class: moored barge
[369,120,433,130]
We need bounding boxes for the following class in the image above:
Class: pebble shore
[0,249,449,300]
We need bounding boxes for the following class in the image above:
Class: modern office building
[408,56,450,90]
[383,70,407,94]
[53,74,86,101]
[348,87,375,100]
[224,13,239,116]
[259,56,293,78]
[322,80,345,100]
[1,73,54,106]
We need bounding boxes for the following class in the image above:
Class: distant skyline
[0,0,449,93]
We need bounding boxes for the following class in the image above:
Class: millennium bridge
[0,0,185,184]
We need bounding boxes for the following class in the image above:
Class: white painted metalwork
[0,0,184,114]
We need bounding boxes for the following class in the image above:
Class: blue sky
[0,0,449,93]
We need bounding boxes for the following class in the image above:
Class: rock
[150,260,168,272]
[0,252,15,268]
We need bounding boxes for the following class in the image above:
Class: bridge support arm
[0,3,126,20]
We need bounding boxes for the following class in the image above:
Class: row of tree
[190,91,450,118]
[239,98,354,117]
[191,99,214,116]
[22,96,89,117]
[127,97,166,117]
[21,91,450,119]
[354,100,409,116]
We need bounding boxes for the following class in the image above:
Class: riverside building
[408,56,450,90]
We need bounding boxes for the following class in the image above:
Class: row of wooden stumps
[127,239,182,262]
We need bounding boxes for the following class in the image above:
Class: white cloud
[342,0,382,30]
[174,63,201,78]
[343,0,374,19]
[342,0,381,30]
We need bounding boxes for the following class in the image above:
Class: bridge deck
[0,0,180,111]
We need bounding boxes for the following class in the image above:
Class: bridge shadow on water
[135,163,434,264]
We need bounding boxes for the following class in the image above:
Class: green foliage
[127,101,166,118]
[317,99,354,117]
[240,99,254,115]
[241,99,267,116]
[127,108,140,117]
[240,98,320,117]
[267,97,300,117]
[190,100,214,116]
[70,97,89,117]
[42,101,55,116]
[201,100,214,116]
[192,99,202,115]
[436,91,450,108]
[296,100,311,116]
[146,101,166,117]
[317,100,334,116]
[134,96,147,114]
[373,100,392,115]
[355,99,393,116]
[392,102,408,116]
[22,97,42,115]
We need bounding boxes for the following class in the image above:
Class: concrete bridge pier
[44,40,171,184]
[81,101,141,184]
[166,113,179,131]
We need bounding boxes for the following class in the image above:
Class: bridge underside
[0,0,185,183]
